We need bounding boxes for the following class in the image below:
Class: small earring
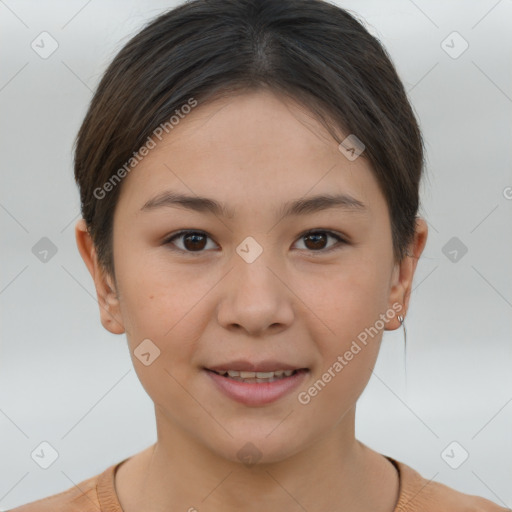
[397,314,406,345]
[398,314,407,385]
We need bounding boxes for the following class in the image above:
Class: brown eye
[182,232,207,251]
[164,231,217,253]
[294,230,346,253]
[303,232,328,250]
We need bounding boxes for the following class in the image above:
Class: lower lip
[205,369,309,406]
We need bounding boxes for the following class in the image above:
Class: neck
[116,407,399,512]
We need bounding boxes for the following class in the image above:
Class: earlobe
[74,219,125,335]
[384,257,408,331]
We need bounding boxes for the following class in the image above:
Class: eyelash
[162,229,348,256]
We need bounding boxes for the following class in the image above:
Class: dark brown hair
[74,0,425,280]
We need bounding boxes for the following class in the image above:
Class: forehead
[115,89,386,221]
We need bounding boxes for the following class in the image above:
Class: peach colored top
[9,454,508,511]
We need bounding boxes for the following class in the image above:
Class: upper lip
[206,360,307,373]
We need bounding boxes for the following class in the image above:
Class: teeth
[256,372,274,378]
[213,369,298,380]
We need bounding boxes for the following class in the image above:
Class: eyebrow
[140,191,367,219]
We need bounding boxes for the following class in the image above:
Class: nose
[215,251,295,337]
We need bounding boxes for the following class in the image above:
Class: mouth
[203,366,309,406]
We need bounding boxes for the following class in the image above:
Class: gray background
[1,0,511,508]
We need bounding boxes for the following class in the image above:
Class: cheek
[307,257,390,342]
[302,257,389,387]
[116,265,207,409]
[115,253,214,370]
[116,246,191,329]
[296,266,386,419]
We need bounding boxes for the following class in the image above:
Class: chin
[200,427,311,467]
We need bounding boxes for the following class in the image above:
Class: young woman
[11,0,507,510]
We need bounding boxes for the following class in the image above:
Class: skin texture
[75,89,428,512]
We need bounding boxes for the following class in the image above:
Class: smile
[209,369,298,383]
[204,368,309,406]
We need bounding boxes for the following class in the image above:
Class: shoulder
[392,458,510,512]
[7,467,108,512]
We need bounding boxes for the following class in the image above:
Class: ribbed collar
[96,454,422,511]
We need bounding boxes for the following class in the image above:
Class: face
[77,89,427,464]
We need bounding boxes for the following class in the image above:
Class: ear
[386,217,428,330]
[74,218,125,335]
